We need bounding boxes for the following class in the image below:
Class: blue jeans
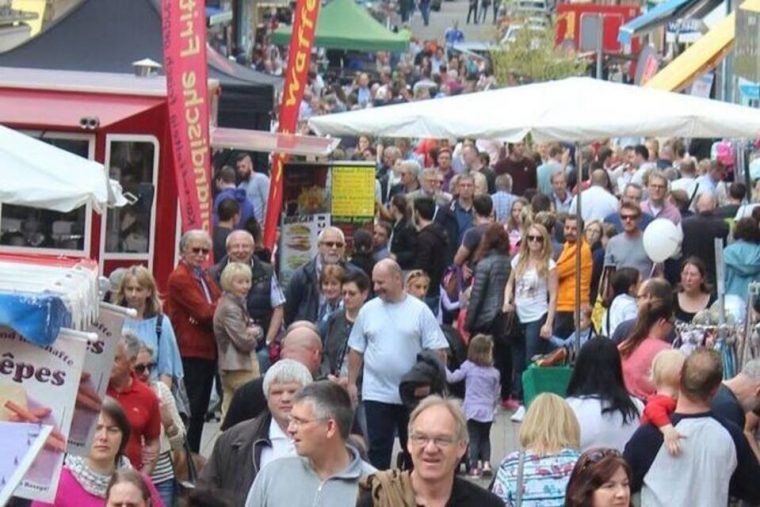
[154,478,175,507]
[257,345,271,375]
[511,313,548,400]
[420,1,431,25]
[364,400,409,470]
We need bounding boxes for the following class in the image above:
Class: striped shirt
[491,448,579,506]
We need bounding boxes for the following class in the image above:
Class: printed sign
[68,306,125,455]
[331,164,376,221]
[0,328,87,502]
[280,214,330,286]
[0,422,52,506]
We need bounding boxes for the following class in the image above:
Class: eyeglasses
[409,433,457,448]
[579,448,622,470]
[191,247,210,255]
[526,235,544,243]
[133,362,155,375]
[287,415,328,429]
[620,214,640,221]
[321,241,345,249]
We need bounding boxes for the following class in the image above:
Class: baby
[642,349,687,455]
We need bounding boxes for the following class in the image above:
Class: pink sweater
[620,337,671,400]
[31,466,164,507]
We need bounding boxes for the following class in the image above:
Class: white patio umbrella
[0,125,110,213]
[309,76,760,141]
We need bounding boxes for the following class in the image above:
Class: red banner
[263,0,321,249]
[162,0,213,234]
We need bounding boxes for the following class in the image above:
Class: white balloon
[642,218,682,262]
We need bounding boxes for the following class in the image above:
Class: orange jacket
[556,240,592,312]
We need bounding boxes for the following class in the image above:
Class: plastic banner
[67,306,125,454]
[0,328,87,502]
[162,0,213,233]
[262,0,321,249]
[0,422,52,506]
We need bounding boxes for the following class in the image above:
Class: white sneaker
[510,405,526,422]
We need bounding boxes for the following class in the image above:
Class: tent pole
[574,143,582,359]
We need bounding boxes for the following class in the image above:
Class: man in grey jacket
[245,381,375,506]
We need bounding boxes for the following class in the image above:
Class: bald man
[221,322,323,430]
[347,258,448,469]
[569,169,620,223]
[681,192,729,286]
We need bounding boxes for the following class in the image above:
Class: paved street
[403,0,500,42]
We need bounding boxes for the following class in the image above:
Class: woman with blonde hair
[506,197,529,256]
[213,262,263,415]
[491,393,581,505]
[502,223,557,415]
[115,265,183,390]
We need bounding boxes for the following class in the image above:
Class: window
[0,135,92,253]
[104,139,157,255]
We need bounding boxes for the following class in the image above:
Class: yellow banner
[331,165,376,218]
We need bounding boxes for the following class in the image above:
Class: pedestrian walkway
[406,0,499,42]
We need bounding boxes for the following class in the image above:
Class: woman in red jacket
[165,229,221,452]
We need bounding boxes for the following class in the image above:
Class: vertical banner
[263,0,321,249]
[162,0,213,233]
[0,422,52,506]
[67,306,125,454]
[0,329,87,502]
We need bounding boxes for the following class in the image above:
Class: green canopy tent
[272,0,410,52]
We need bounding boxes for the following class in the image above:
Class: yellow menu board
[330,164,376,219]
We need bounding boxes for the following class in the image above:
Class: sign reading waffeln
[162,0,213,233]
[263,0,322,249]
[331,164,376,220]
[0,328,87,502]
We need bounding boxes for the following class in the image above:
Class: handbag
[156,314,192,419]
[172,438,205,497]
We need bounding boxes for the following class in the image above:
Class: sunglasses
[321,241,345,248]
[580,448,622,470]
[134,362,155,375]
[620,214,640,221]
[191,247,210,255]
[527,235,544,243]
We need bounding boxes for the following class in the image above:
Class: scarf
[359,469,417,507]
[65,454,132,498]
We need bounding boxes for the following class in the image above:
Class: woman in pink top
[618,299,674,400]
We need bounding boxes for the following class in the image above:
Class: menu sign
[330,164,376,221]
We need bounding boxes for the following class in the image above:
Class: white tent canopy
[309,77,760,142]
[0,125,110,213]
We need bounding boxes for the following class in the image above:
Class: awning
[211,128,340,156]
[619,0,722,44]
[206,6,232,26]
[644,11,734,91]
[0,89,163,129]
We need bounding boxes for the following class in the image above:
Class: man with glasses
[604,200,653,281]
[408,168,452,208]
[604,183,654,234]
[641,170,681,225]
[165,229,221,452]
[244,381,375,506]
[357,396,501,506]
[284,226,359,325]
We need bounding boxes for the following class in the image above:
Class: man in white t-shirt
[347,259,448,470]
[569,169,619,222]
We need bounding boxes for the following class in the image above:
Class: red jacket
[165,261,221,360]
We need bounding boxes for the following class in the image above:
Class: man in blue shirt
[445,21,465,46]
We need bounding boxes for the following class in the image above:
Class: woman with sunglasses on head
[619,299,675,400]
[565,448,633,507]
[502,223,557,418]
[134,343,186,507]
[114,265,184,392]
[32,399,164,507]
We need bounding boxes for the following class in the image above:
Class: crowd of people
[19,127,760,507]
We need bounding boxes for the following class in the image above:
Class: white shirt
[566,396,643,452]
[348,294,448,404]
[603,294,638,337]
[258,418,296,470]
[671,176,697,198]
[511,254,557,323]
[569,185,620,223]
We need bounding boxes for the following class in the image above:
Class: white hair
[262,359,313,400]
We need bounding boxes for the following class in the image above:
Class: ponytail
[619,299,673,358]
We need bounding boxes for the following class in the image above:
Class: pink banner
[162,0,213,233]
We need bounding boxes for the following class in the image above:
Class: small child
[405,270,430,300]
[546,304,594,350]
[445,334,501,478]
[641,349,687,455]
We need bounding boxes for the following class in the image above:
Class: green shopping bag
[522,364,573,408]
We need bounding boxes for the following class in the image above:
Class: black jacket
[199,411,272,507]
[416,221,449,296]
[390,218,418,270]
[466,251,511,332]
[284,257,361,325]
[681,212,730,286]
[434,204,459,265]
[357,474,503,507]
